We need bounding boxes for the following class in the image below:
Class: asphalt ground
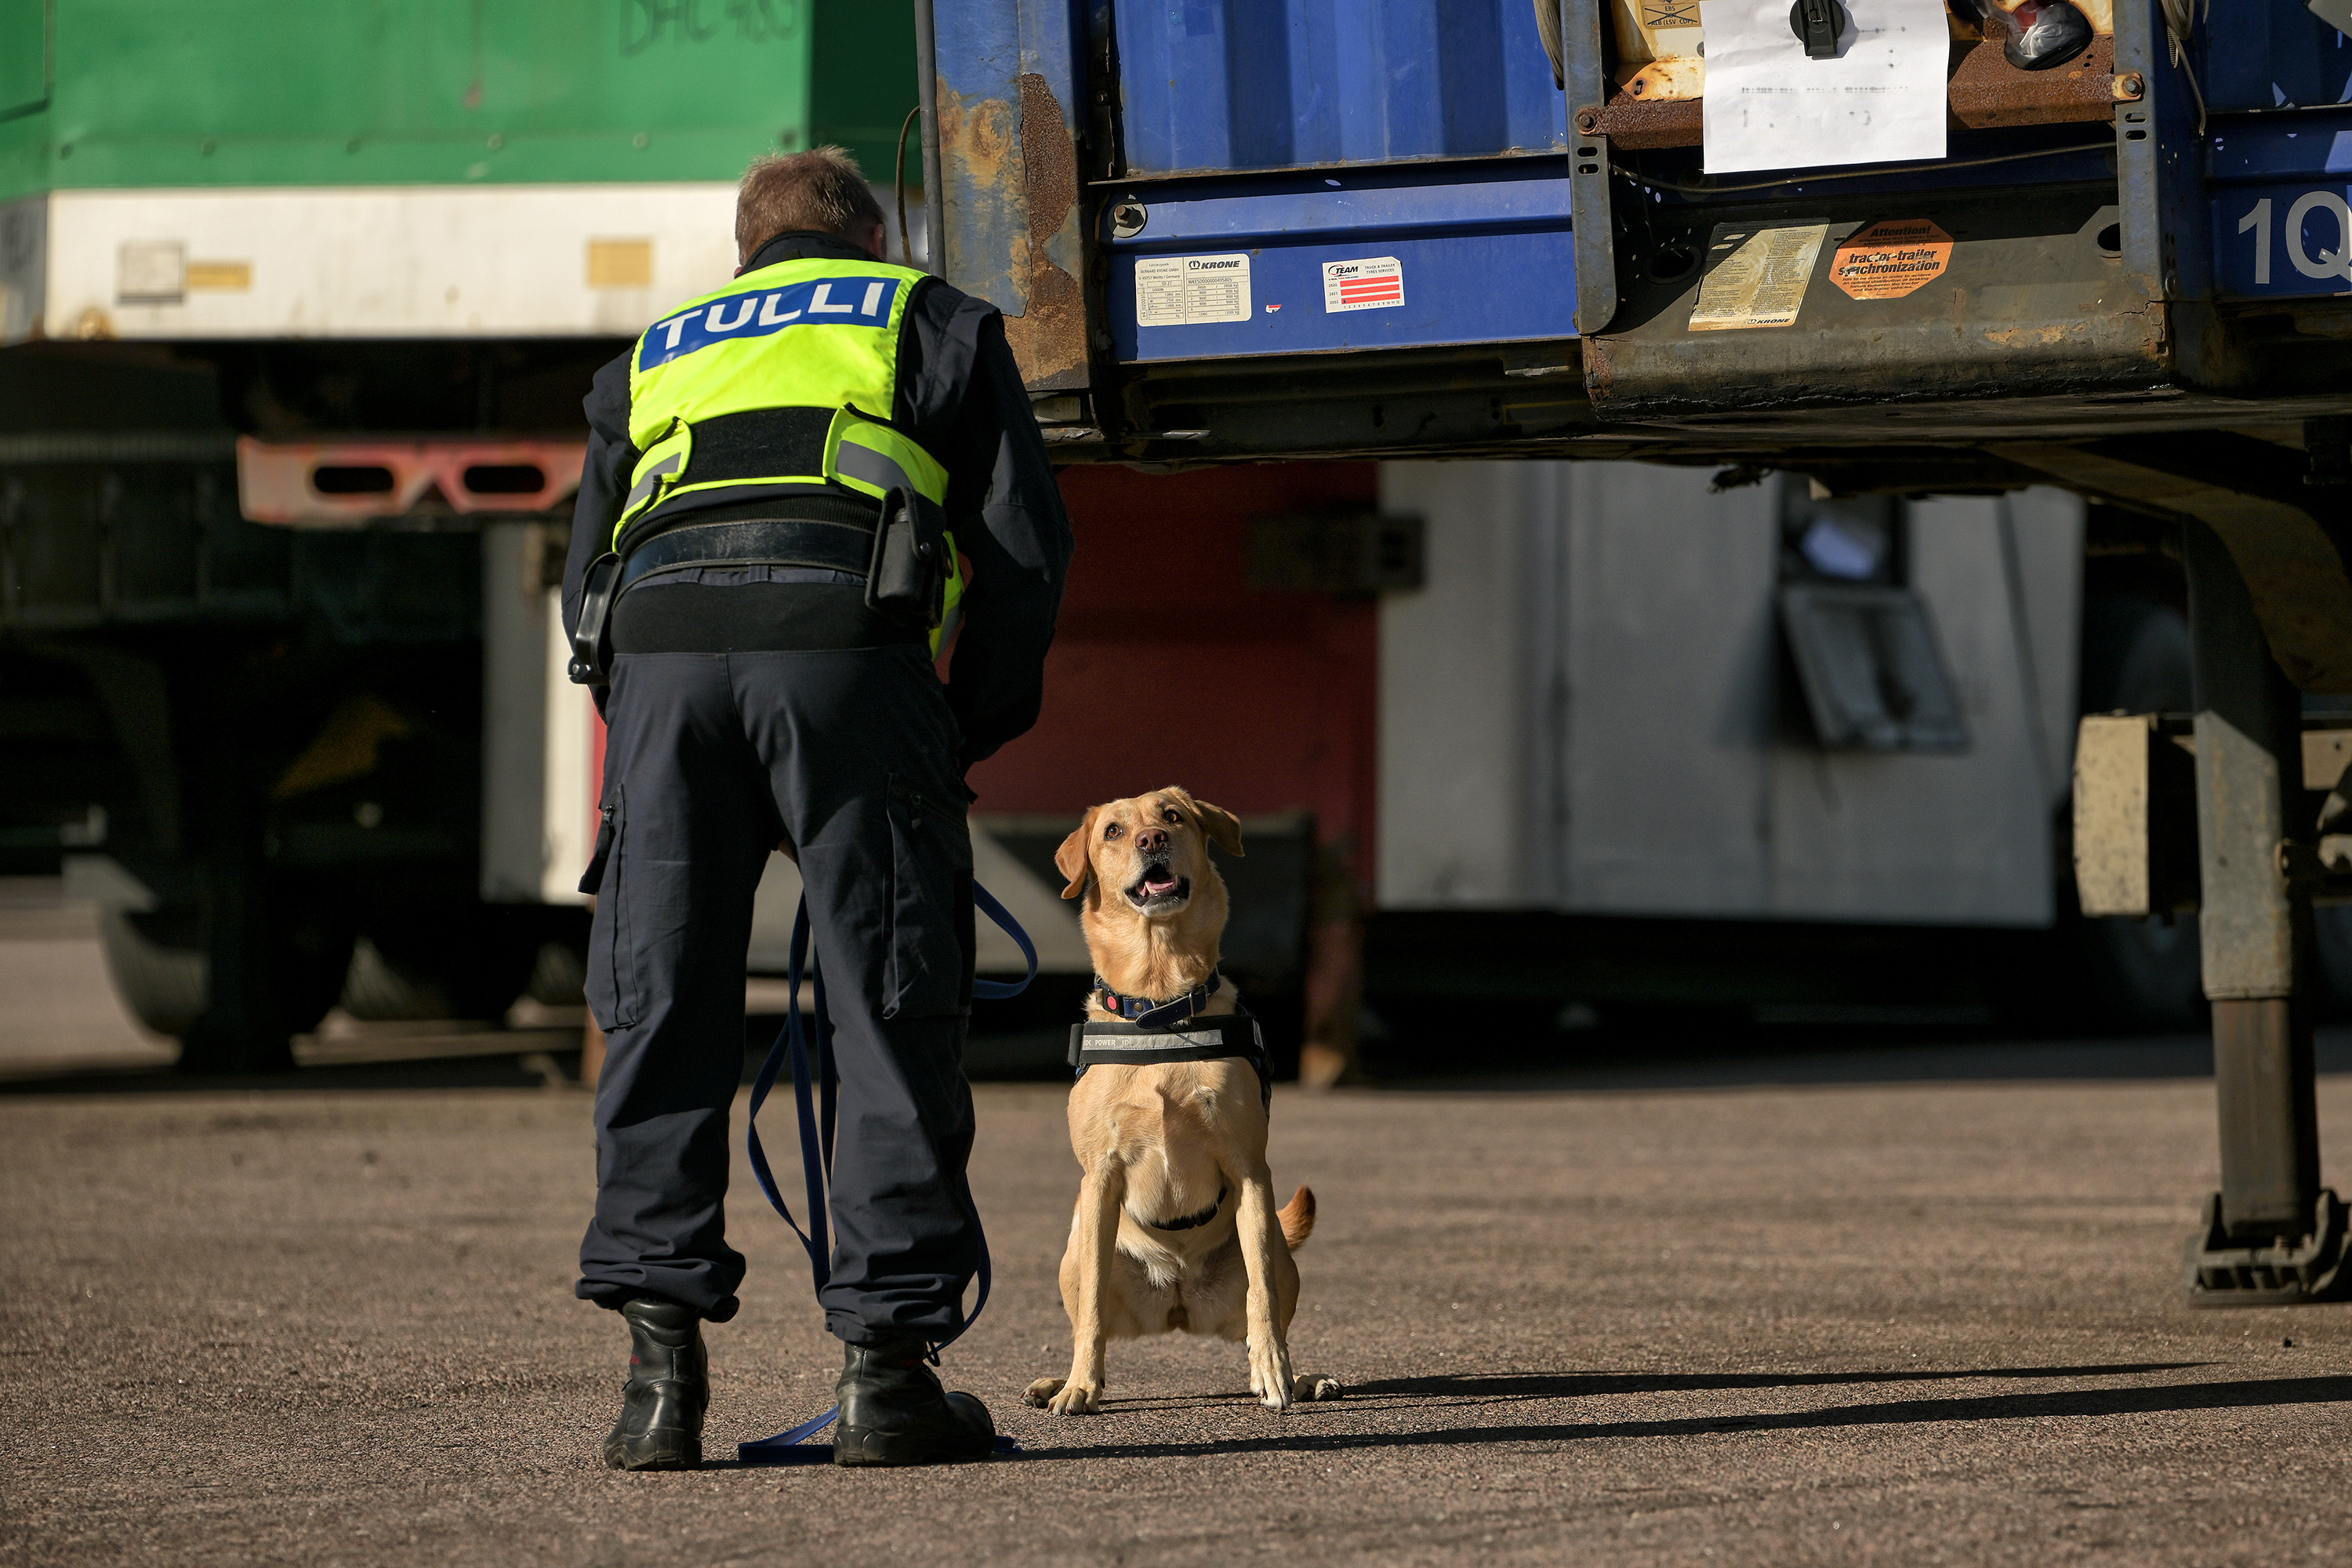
[5,1029,2350,1568]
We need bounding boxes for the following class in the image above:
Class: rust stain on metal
[1007,71,1087,391]
[935,82,1022,320]
[1945,35,2117,129]
[1984,324,2078,347]
[937,85,1015,200]
[1592,93,1697,151]
[939,74,1083,390]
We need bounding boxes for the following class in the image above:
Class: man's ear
[1167,787,1244,858]
[1054,808,1098,898]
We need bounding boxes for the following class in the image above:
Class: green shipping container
[0,0,918,343]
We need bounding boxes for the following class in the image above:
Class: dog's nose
[1135,828,1167,855]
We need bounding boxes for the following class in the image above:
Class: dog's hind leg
[1044,1160,1126,1416]
[1232,1166,1300,1410]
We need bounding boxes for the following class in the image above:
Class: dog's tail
[1277,1185,1316,1250]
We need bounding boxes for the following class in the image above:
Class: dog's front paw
[1247,1343,1298,1411]
[1022,1377,1064,1409]
[1044,1379,1105,1416]
[1293,1373,1344,1402]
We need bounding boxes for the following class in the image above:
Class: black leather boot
[602,1296,707,1472]
[833,1336,995,1467]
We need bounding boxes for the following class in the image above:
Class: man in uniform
[560,148,1072,1470]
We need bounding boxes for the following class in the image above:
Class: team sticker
[1323,257,1404,312]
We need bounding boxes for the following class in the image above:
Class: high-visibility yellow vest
[619,256,964,650]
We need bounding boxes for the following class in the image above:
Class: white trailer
[1370,459,2216,1029]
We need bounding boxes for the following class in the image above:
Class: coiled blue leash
[738,880,1037,1464]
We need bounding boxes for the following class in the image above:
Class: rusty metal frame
[923,0,1091,394]
[1563,0,1617,336]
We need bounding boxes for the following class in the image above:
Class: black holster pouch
[568,552,623,686]
[864,485,946,633]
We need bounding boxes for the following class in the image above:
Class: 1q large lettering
[2231,190,2352,292]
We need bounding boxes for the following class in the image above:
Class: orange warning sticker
[1829,220,1953,300]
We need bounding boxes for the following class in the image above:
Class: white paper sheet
[1699,0,1949,176]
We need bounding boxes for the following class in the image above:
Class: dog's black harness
[1067,1009,1272,1116]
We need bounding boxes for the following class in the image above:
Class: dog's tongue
[1142,870,1179,895]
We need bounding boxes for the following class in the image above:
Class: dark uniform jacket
[561,230,1073,770]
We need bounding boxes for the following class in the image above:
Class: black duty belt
[1069,1013,1272,1114]
[617,516,874,594]
[569,514,879,684]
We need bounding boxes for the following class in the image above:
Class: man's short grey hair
[735,147,887,261]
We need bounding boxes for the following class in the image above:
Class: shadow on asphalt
[1004,1375,2352,1461]
[1345,1365,2212,1401]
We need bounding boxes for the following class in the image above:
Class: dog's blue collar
[1094,970,1222,1028]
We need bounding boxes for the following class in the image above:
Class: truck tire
[525,937,589,1007]
[342,908,539,1022]
[339,936,452,1022]
[96,906,208,1038]
[2310,908,2352,1021]
[2075,909,2205,1033]
[169,884,356,1075]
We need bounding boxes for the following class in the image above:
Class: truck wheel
[342,907,539,1022]
[525,937,589,1007]
[96,906,208,1038]
[2310,908,2352,1021]
[171,885,355,1075]
[2076,911,2205,1033]
[339,936,450,1022]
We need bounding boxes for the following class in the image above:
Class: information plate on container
[1687,222,1828,332]
[1135,253,1253,327]
[1323,256,1404,312]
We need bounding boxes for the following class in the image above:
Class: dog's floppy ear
[1054,807,1098,899]
[1167,786,1245,858]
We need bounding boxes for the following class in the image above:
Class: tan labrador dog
[1023,786,1341,1416]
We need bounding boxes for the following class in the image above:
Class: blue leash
[737,879,1037,1465]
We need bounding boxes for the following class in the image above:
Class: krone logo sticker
[1829,219,1953,301]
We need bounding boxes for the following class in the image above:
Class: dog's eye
[1161,807,1181,825]
[1104,822,1123,840]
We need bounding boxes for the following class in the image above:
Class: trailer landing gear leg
[2182,520,2351,1304]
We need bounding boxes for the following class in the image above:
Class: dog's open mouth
[1125,860,1191,910]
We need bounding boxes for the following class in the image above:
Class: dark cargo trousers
[575,644,980,1345]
